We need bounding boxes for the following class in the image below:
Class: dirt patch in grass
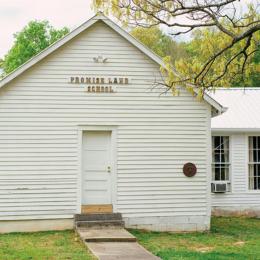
[233,241,245,246]
[192,246,215,253]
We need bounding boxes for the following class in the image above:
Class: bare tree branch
[94,0,260,92]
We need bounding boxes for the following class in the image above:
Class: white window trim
[211,134,232,192]
[246,135,260,193]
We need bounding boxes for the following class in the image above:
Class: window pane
[253,137,257,150]
[214,136,220,150]
[249,164,255,190]
[257,137,260,149]
[214,153,220,163]
[224,166,229,180]
[212,136,230,181]
[219,136,224,150]
[213,164,221,181]
[220,167,226,180]
[256,164,260,189]
[254,164,258,189]
[248,136,260,190]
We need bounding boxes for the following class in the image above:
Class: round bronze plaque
[183,163,197,177]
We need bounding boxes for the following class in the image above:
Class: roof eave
[203,93,226,115]
[212,128,260,133]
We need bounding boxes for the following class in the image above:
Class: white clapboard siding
[211,134,260,210]
[0,21,211,220]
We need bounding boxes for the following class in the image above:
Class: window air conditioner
[211,182,229,193]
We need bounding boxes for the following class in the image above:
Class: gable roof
[0,13,224,114]
[211,88,260,131]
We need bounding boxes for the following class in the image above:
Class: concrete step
[75,213,122,222]
[77,227,137,242]
[87,242,160,259]
[76,220,125,229]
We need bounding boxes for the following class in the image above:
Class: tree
[182,28,260,88]
[0,59,3,79]
[93,0,260,95]
[132,26,260,87]
[2,21,69,74]
[250,42,260,86]
[131,26,188,62]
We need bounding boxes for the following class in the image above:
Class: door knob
[107,166,111,173]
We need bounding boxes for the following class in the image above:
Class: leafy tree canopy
[131,26,188,62]
[131,25,260,88]
[2,20,69,74]
[93,0,260,95]
[178,27,260,89]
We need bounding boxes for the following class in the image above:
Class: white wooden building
[0,13,224,233]
[211,88,260,217]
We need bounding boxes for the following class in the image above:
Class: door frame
[77,125,118,213]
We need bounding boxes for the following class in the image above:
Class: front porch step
[75,213,122,222]
[77,227,137,242]
[74,213,125,229]
[76,220,125,229]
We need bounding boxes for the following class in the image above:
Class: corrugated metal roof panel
[210,88,260,130]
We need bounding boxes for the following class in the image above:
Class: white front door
[82,131,112,205]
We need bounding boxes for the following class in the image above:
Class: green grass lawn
[0,217,259,260]
[0,230,95,260]
[130,217,260,260]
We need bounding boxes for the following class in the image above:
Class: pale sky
[0,0,256,59]
[0,0,94,58]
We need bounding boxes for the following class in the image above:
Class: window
[212,136,230,181]
[248,136,260,190]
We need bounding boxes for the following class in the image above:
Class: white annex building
[0,13,226,233]
[210,89,260,217]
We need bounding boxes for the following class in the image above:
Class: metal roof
[211,88,260,132]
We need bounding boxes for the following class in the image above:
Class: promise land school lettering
[69,77,129,93]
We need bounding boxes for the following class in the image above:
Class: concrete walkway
[78,228,137,242]
[87,241,160,260]
[77,227,160,260]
